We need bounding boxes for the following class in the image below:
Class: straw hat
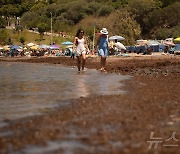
[100,28,108,35]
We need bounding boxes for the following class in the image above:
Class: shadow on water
[0,62,131,122]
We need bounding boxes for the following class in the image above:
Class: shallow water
[0,62,131,122]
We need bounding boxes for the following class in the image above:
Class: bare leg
[100,56,106,71]
[76,56,81,71]
[103,57,106,70]
[100,56,103,70]
[81,53,86,71]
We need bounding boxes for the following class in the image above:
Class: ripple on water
[0,62,131,123]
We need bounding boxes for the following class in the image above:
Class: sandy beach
[0,55,179,154]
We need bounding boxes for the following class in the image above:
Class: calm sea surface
[0,62,131,123]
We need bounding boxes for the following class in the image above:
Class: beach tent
[109,35,125,41]
[159,45,165,52]
[147,40,160,46]
[126,46,136,52]
[135,46,146,53]
[175,44,180,51]
[147,41,161,52]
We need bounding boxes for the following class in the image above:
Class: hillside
[0,0,180,45]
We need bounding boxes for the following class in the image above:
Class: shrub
[0,29,9,45]
[20,36,25,45]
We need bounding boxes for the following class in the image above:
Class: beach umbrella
[3,45,10,51]
[115,42,126,50]
[164,41,175,46]
[61,41,73,45]
[17,49,23,52]
[109,35,125,41]
[174,37,180,42]
[39,44,50,49]
[50,44,60,50]
[30,45,39,50]
[27,43,35,47]
[66,45,73,48]
[10,45,22,50]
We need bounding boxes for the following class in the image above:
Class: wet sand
[0,56,180,154]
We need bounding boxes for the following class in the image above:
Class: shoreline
[0,56,179,154]
[0,55,180,75]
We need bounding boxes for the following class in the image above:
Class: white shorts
[76,50,86,56]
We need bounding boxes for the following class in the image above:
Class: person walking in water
[96,28,109,72]
[72,28,89,72]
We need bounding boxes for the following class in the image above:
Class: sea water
[0,62,131,122]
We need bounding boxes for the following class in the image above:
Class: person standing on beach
[96,28,109,71]
[72,28,89,72]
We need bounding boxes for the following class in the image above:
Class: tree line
[0,0,180,45]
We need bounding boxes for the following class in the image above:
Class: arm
[95,35,101,50]
[72,37,77,53]
[107,38,110,49]
[84,36,89,52]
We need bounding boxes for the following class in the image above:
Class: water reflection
[0,62,131,122]
[75,74,90,97]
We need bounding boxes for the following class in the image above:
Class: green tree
[97,10,141,45]
[98,5,114,16]
[86,1,101,15]
[7,37,13,45]
[128,0,157,34]
[172,25,180,38]
[21,11,50,30]
[144,2,180,38]
[15,25,23,33]
[37,22,48,40]
[0,16,6,28]
[20,36,25,45]
[158,0,179,7]
[30,2,47,11]
[0,29,9,45]
[21,11,37,29]
[54,19,71,33]
[154,28,172,39]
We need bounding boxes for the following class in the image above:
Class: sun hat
[100,28,108,35]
